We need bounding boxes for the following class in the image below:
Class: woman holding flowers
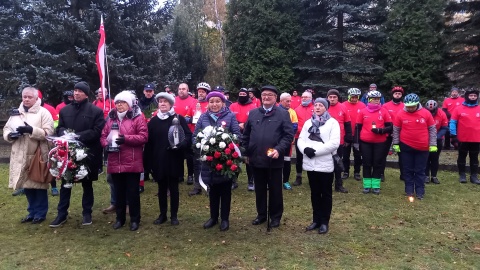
[100,91,148,231]
[193,91,241,231]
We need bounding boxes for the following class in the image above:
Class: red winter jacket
[100,106,148,174]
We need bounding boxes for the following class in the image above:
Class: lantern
[168,117,185,149]
[8,108,23,138]
[107,122,120,152]
[192,103,202,124]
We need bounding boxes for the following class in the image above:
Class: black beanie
[74,81,91,96]
[327,89,340,97]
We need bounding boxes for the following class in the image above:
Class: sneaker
[231,182,239,190]
[283,182,292,190]
[82,214,92,226]
[354,173,361,181]
[139,186,145,193]
[98,168,104,175]
[51,187,59,196]
[186,175,194,185]
[341,172,349,180]
[424,176,430,184]
[247,183,255,191]
[12,188,24,196]
[335,186,348,193]
[188,188,201,196]
[293,176,302,186]
[49,216,67,228]
[362,188,371,194]
[431,177,440,184]
[372,188,380,195]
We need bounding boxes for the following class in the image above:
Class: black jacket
[144,114,192,179]
[242,106,294,168]
[56,99,106,181]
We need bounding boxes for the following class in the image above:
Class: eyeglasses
[115,101,127,105]
[261,93,276,97]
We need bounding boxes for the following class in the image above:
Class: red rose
[58,149,66,157]
[230,164,238,171]
[67,160,76,169]
[226,160,233,166]
[224,148,231,155]
[216,164,223,171]
[206,156,213,161]
[214,151,222,159]
[232,151,239,158]
[229,143,235,150]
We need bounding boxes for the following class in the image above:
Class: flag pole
[103,16,111,104]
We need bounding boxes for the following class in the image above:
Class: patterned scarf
[308,111,331,141]
[208,107,226,123]
[157,108,176,120]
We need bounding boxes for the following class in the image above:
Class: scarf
[117,110,127,121]
[157,108,176,120]
[308,111,331,141]
[366,103,382,113]
[208,107,226,122]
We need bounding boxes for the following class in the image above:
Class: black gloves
[371,128,385,134]
[8,133,19,140]
[115,135,125,145]
[16,122,33,135]
[304,147,316,159]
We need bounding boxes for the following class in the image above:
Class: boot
[189,181,202,196]
[231,177,239,190]
[424,176,430,184]
[354,173,361,181]
[380,174,385,182]
[293,174,302,186]
[459,173,467,183]
[470,164,480,184]
[341,172,349,180]
[458,163,467,183]
[371,178,381,195]
[362,178,371,194]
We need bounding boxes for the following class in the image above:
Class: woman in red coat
[100,91,148,231]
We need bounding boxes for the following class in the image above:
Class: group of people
[4,80,479,235]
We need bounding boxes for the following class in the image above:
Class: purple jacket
[100,106,148,174]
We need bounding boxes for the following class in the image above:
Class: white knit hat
[155,92,175,106]
[114,91,134,108]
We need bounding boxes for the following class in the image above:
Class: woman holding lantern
[193,91,241,231]
[354,90,392,195]
[100,91,148,231]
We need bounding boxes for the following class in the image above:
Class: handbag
[332,153,345,172]
[28,143,52,183]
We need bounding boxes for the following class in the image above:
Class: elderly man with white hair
[3,86,54,223]
[278,92,298,190]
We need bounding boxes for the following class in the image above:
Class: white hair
[22,87,39,98]
[302,91,312,98]
[280,93,291,101]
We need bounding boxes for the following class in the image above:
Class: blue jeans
[400,143,429,196]
[24,188,48,219]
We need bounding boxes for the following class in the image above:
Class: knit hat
[206,91,226,102]
[155,92,175,105]
[314,98,329,109]
[326,89,340,97]
[114,91,134,108]
[261,85,278,95]
[74,81,91,95]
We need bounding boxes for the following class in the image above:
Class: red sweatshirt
[328,102,351,144]
[294,103,314,138]
[174,96,197,131]
[356,107,391,143]
[451,105,480,142]
[394,108,435,151]
[383,101,404,123]
[291,96,301,110]
[343,101,366,132]
[442,97,464,116]
[230,102,257,124]
[93,98,114,118]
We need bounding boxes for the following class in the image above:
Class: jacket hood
[19,98,42,113]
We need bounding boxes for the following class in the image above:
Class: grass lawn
[1,164,480,269]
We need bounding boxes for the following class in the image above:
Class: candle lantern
[107,122,120,152]
[192,103,202,124]
[168,116,185,149]
[8,108,23,138]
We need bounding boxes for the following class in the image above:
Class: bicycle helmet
[347,88,361,96]
[63,90,73,96]
[367,90,382,98]
[214,86,225,92]
[196,82,211,92]
[391,86,404,94]
[424,100,437,110]
[404,93,420,106]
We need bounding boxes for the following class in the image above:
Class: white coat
[3,99,54,190]
[297,116,340,173]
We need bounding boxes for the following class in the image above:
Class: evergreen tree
[295,0,387,94]
[445,0,480,89]
[381,0,448,97]
[224,0,302,93]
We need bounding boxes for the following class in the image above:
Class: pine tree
[224,0,302,93]
[381,0,448,97]
[445,0,480,88]
[295,0,387,94]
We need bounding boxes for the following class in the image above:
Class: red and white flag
[96,16,106,109]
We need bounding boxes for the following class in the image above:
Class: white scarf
[117,111,127,121]
[157,108,176,120]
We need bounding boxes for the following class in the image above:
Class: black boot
[459,173,467,183]
[458,163,467,183]
[471,164,480,184]
[293,175,302,186]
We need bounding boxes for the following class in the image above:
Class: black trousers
[360,141,386,179]
[186,148,194,176]
[252,167,283,222]
[112,173,141,223]
[381,136,393,176]
[457,142,480,174]
[426,139,443,177]
[158,176,179,218]
[57,180,94,218]
[246,164,254,184]
[295,138,303,175]
[307,171,334,225]
[342,143,362,174]
[334,145,344,188]
[283,146,292,183]
[209,180,233,221]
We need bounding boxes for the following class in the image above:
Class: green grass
[1,164,480,269]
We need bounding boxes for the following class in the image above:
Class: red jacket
[230,101,257,124]
[291,96,301,110]
[43,103,58,121]
[174,95,197,131]
[55,102,67,114]
[93,98,114,118]
[294,103,314,138]
[100,107,148,174]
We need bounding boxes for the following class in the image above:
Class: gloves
[392,144,400,153]
[184,116,191,124]
[115,135,125,145]
[304,147,316,159]
[353,143,360,151]
[344,134,353,143]
[371,128,384,134]
[8,133,19,140]
[16,122,33,135]
[429,146,438,152]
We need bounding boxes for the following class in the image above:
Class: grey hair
[302,91,312,98]
[22,87,39,98]
[280,93,291,101]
